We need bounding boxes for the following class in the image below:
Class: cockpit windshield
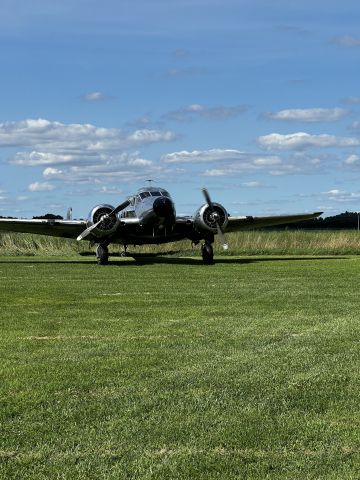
[137,189,172,200]
[139,192,151,199]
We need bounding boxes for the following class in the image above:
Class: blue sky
[1,0,360,218]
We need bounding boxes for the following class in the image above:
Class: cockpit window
[139,192,151,199]
[137,189,171,199]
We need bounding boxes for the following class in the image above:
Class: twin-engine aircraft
[0,186,322,265]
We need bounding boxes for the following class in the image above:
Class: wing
[225,212,323,232]
[0,218,87,239]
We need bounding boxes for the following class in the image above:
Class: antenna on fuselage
[146,179,154,186]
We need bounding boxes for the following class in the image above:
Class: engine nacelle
[87,204,120,238]
[193,203,228,233]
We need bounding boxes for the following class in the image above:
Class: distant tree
[265,211,360,230]
[32,213,63,220]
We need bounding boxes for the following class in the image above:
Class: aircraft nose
[153,196,174,218]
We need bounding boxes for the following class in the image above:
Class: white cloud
[268,165,306,176]
[0,118,175,152]
[127,158,153,166]
[344,154,360,165]
[263,108,347,122]
[128,129,175,143]
[40,152,167,185]
[258,132,360,150]
[0,118,176,169]
[126,115,160,129]
[0,118,179,186]
[253,157,282,166]
[97,186,124,195]
[162,149,247,163]
[167,67,207,77]
[28,181,55,192]
[14,151,81,166]
[187,104,204,112]
[203,169,228,177]
[350,121,360,132]
[43,167,63,176]
[323,189,345,196]
[342,96,360,105]
[162,148,327,177]
[242,181,261,188]
[81,92,111,102]
[165,104,248,122]
[321,189,360,203]
[332,35,360,46]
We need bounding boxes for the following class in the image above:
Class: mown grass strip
[1,255,360,479]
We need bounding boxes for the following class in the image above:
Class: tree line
[264,211,360,230]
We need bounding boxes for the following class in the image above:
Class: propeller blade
[76,220,102,241]
[110,198,131,216]
[202,188,214,211]
[76,197,131,242]
[202,187,229,250]
[216,224,229,250]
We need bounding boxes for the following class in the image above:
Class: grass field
[1,254,360,479]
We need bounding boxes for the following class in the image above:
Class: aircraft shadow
[0,255,348,266]
[126,255,348,266]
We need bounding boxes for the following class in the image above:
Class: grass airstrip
[1,236,360,478]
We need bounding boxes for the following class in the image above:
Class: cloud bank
[263,108,347,122]
[258,132,360,150]
[0,118,177,187]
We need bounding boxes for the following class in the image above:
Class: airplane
[0,186,322,265]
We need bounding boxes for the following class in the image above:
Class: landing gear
[120,244,128,257]
[201,240,214,265]
[96,243,109,265]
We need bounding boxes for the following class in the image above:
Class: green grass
[1,255,360,479]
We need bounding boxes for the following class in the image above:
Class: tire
[201,242,214,265]
[96,244,109,265]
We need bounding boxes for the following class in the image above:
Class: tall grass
[223,229,360,255]
[1,230,360,256]
[0,233,88,255]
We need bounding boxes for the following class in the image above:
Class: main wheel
[201,242,214,265]
[96,244,109,265]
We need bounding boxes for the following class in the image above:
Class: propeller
[202,188,229,250]
[76,198,131,241]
